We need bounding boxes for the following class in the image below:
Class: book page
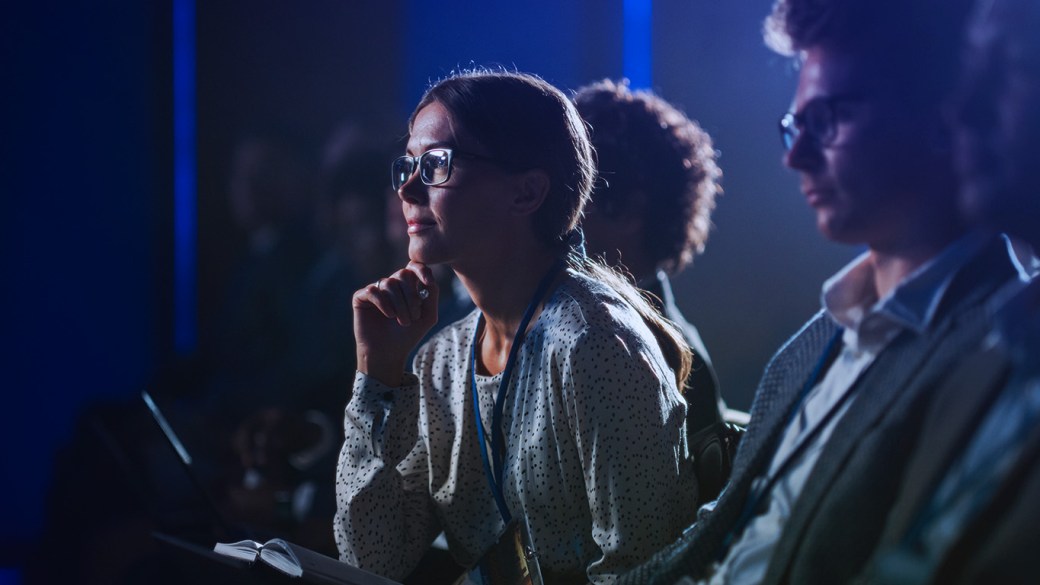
[259,538,304,577]
[212,539,262,563]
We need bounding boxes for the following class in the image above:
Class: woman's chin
[407,246,446,266]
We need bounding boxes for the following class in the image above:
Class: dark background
[2,0,856,576]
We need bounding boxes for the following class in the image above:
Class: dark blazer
[645,272,731,504]
[857,279,1040,584]
[644,271,721,431]
[619,235,1022,585]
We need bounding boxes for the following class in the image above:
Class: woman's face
[398,101,516,267]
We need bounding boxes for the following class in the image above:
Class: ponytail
[563,229,693,390]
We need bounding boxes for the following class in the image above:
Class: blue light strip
[173,0,197,353]
[623,0,652,88]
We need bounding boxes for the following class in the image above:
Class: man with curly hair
[574,79,738,505]
[619,0,1027,583]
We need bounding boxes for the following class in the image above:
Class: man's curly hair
[763,0,976,106]
[574,79,721,274]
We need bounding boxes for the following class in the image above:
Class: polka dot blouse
[335,269,697,583]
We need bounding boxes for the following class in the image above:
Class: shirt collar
[822,231,990,351]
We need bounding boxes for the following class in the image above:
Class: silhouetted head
[229,135,314,234]
[574,79,720,275]
[955,0,1040,248]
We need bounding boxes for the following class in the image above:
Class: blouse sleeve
[563,326,699,583]
[334,371,440,580]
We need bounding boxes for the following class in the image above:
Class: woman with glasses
[334,69,698,584]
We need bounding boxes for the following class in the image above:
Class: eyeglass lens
[780,99,839,151]
[780,113,798,150]
[391,149,453,190]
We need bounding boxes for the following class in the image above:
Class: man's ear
[511,169,551,216]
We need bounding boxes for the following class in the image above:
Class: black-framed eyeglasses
[391,148,499,191]
[779,95,864,151]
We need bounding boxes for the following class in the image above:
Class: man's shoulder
[938,234,1027,320]
[766,311,841,371]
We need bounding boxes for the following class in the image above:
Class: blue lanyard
[722,327,844,552]
[470,260,565,523]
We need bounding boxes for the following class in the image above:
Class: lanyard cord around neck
[721,327,844,553]
[470,259,565,524]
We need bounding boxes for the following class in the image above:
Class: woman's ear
[511,169,551,216]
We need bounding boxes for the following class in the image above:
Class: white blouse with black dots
[335,269,697,584]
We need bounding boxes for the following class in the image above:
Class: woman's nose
[398,167,426,203]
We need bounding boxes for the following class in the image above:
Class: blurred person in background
[226,125,398,553]
[855,0,1040,581]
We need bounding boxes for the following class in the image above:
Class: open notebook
[139,392,402,583]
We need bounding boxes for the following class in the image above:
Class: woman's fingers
[355,268,433,326]
[353,279,398,320]
[383,274,415,326]
[406,261,439,307]
[351,264,441,384]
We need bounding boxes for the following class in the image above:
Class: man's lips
[803,185,833,208]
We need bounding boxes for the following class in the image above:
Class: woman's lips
[407,219,435,234]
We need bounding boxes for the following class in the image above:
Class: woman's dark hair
[411,68,594,250]
[574,79,721,274]
[411,68,692,387]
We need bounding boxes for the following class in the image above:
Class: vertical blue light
[173,0,197,353]
[623,0,652,88]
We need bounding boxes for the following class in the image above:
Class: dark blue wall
[3,2,169,553]
[401,1,623,115]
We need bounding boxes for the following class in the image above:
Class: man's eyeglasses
[779,95,863,151]
[391,148,498,191]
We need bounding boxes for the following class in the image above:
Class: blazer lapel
[763,237,1019,584]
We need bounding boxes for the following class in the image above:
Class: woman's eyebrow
[405,140,455,156]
